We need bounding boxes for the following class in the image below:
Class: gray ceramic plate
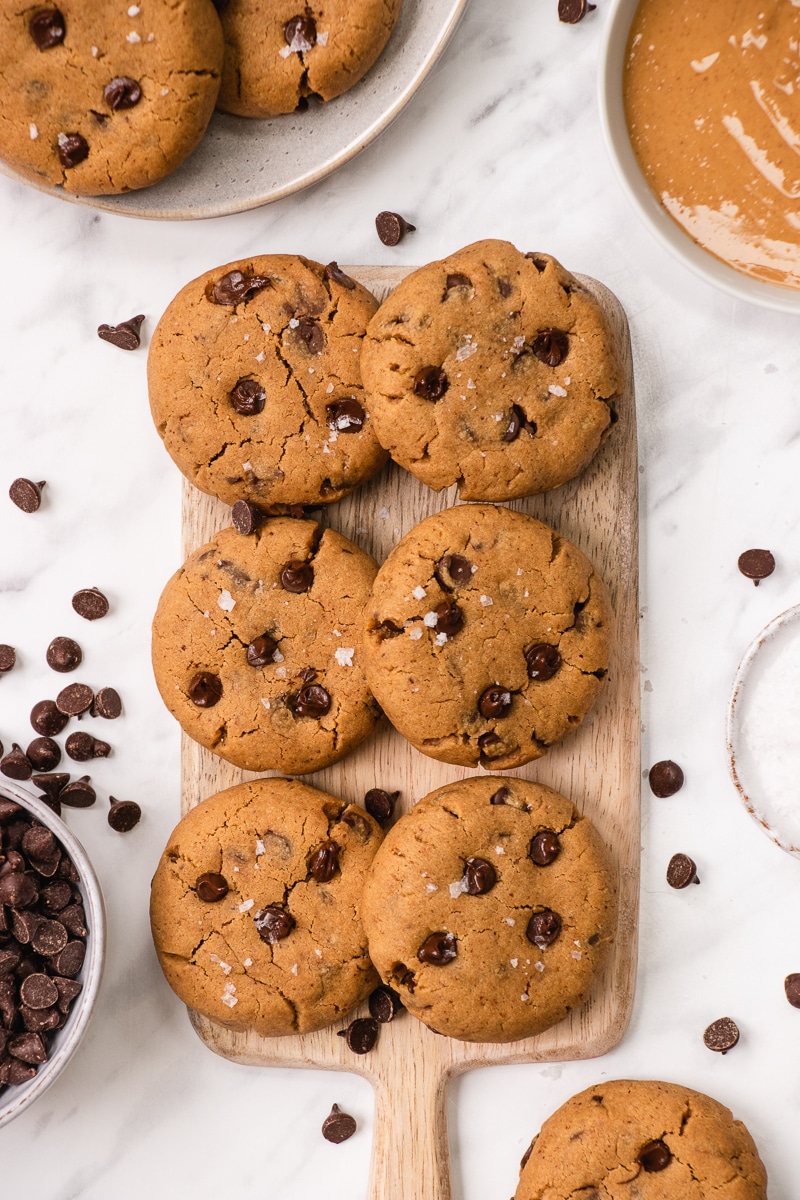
[0,0,468,221]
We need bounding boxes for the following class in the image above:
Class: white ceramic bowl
[597,0,800,315]
[0,782,105,1129]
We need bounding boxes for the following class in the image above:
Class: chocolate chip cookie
[150,778,383,1036]
[362,503,612,770]
[152,519,381,773]
[362,777,615,1043]
[360,240,625,501]
[148,255,387,510]
[516,1079,768,1199]
[216,0,403,118]
[0,0,224,195]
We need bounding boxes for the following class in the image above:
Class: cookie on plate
[515,1079,768,1199]
[0,0,223,195]
[362,503,612,770]
[152,519,381,773]
[362,777,615,1043]
[148,255,387,510]
[216,0,403,118]
[150,778,383,1036]
[360,239,625,502]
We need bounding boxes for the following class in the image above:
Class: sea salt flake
[288,319,300,328]
[243,958,252,967]
[239,899,255,912]
[534,961,545,972]
[434,632,448,646]
[146,31,154,40]
[221,982,238,1008]
[513,335,526,350]
[255,350,265,362]
[276,666,286,678]
[456,336,478,362]
[29,124,38,140]
[317,30,329,45]
[378,506,390,519]
[242,461,253,471]
[209,954,232,975]
[261,698,271,710]
[504,917,515,926]
[128,4,140,14]
[408,627,423,640]
[520,993,529,1002]
[161,87,169,95]
[326,382,334,393]
[467,378,476,389]
[127,30,141,42]
[412,585,426,600]
[262,323,271,333]
[315,948,323,957]
[218,590,236,612]
[273,649,284,662]
[548,384,567,397]
[426,883,438,893]
[279,45,292,58]
[495,845,505,855]
[571,950,582,960]
[449,879,467,898]
[91,45,99,56]
[335,647,354,666]
[255,839,266,857]
[291,963,299,976]
[510,958,518,968]
[480,595,493,607]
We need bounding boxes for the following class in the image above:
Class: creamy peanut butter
[624,0,800,289]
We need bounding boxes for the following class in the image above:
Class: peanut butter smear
[624,0,800,289]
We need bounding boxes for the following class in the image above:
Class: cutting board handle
[368,1059,452,1200]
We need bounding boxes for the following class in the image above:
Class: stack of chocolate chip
[0,799,87,1091]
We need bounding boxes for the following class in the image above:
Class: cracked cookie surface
[148,254,387,509]
[216,0,403,118]
[0,0,223,195]
[362,777,615,1043]
[152,518,381,773]
[150,778,383,1037]
[362,504,612,770]
[360,239,625,501]
[515,1079,768,1199]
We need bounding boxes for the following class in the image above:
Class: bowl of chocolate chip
[0,781,105,1129]
[599,0,800,313]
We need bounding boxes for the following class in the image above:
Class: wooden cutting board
[179,266,640,1200]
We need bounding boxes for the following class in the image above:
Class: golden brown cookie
[0,0,224,195]
[362,504,612,770]
[216,0,403,118]
[362,777,615,1043]
[361,240,625,501]
[515,1079,768,1199]
[150,778,383,1036]
[152,519,381,773]
[148,255,387,510]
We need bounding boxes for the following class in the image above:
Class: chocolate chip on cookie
[103,77,142,110]
[195,872,229,902]
[526,909,562,949]
[638,1139,672,1171]
[188,672,223,707]
[30,8,66,50]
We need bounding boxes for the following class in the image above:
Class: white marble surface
[2,0,800,1195]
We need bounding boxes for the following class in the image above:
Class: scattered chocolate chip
[64,732,101,761]
[55,682,93,717]
[195,872,228,902]
[1,744,33,781]
[32,773,69,803]
[93,686,122,719]
[479,685,512,719]
[308,840,340,883]
[9,478,45,513]
[107,797,141,832]
[29,7,65,49]
[638,1139,672,1172]
[57,132,89,169]
[291,684,331,718]
[558,0,596,22]
[369,984,402,1023]
[326,397,364,433]
[296,317,324,354]
[703,1017,739,1054]
[364,788,398,826]
[104,76,142,110]
[375,211,416,246]
[71,587,109,620]
[46,636,82,673]
[463,857,496,895]
[254,905,295,944]
[281,560,314,593]
[434,600,463,636]
[785,974,800,1008]
[59,776,96,809]
[324,262,355,290]
[648,760,684,798]
[30,700,69,737]
[322,1103,357,1143]
[339,1017,379,1054]
[532,327,569,367]
[434,554,473,590]
[529,830,561,866]
[737,548,775,586]
[232,499,265,535]
[490,786,509,805]
[666,853,699,888]
[284,12,316,47]
[413,365,448,401]
[230,377,265,415]
[246,634,279,668]
[0,644,16,672]
[445,272,472,291]
[211,270,270,306]
[526,909,562,948]
[26,738,61,772]
[417,931,457,964]
[188,671,222,707]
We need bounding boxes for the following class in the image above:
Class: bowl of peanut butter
[599,0,800,312]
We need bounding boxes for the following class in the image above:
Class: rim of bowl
[726,603,800,858]
[0,781,106,1130]
[597,0,800,315]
